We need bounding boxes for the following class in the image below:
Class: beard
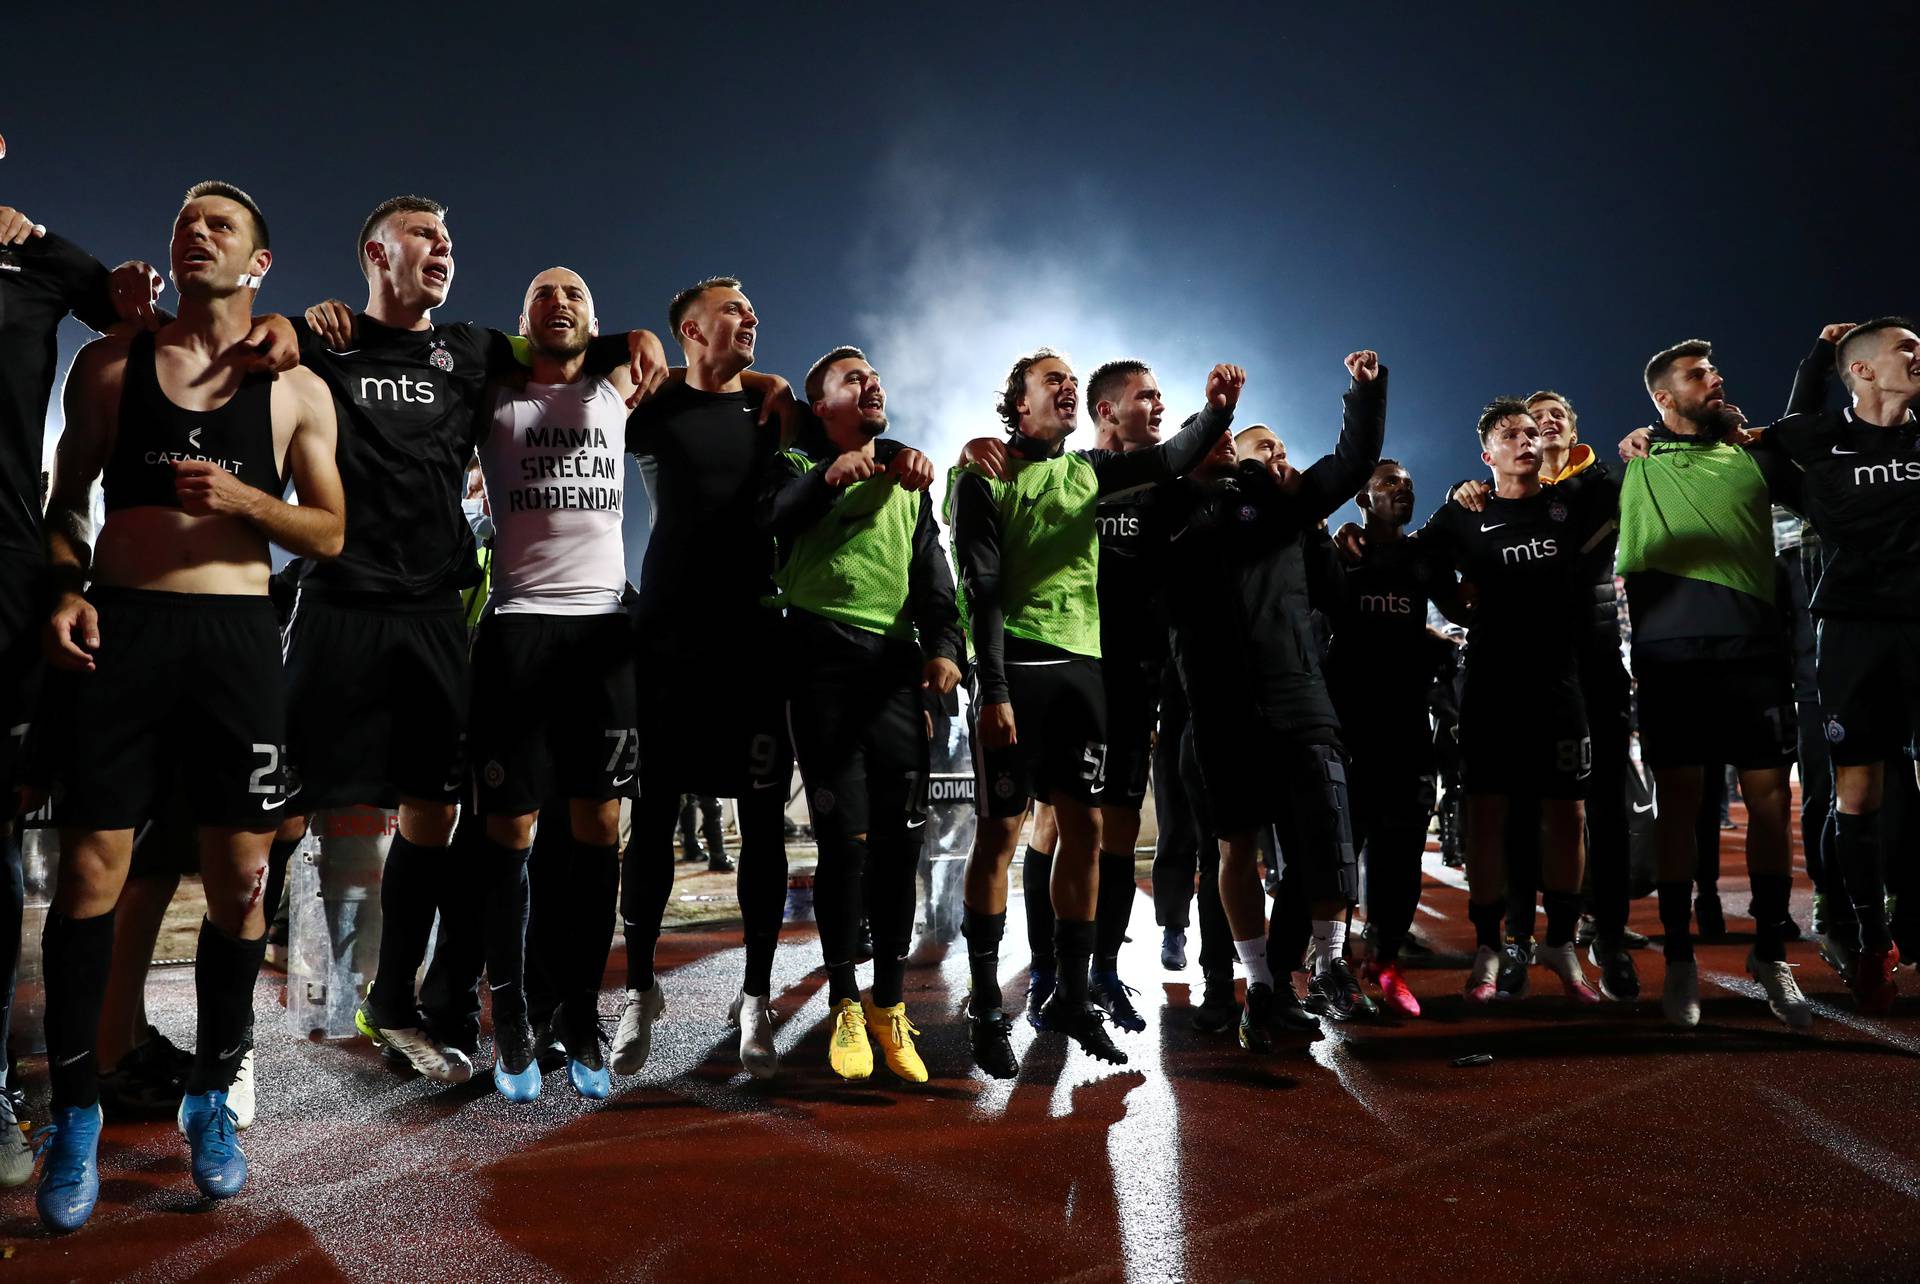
[856,410,888,438]
[532,327,591,359]
[1679,399,1740,438]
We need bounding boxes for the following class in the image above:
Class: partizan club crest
[1547,500,1568,522]
[429,343,454,372]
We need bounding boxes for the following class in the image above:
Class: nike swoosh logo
[218,1042,246,1061]
[1831,446,1861,456]
[1479,522,1507,532]
[906,818,927,829]
[260,796,286,810]
[751,779,779,790]
[489,982,512,992]
[611,774,634,788]
[1632,801,1655,814]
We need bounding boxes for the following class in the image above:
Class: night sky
[7,2,1917,550]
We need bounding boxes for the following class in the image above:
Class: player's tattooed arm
[44,336,131,670]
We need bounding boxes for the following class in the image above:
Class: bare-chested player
[34,182,343,1231]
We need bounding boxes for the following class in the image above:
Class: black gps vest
[103,330,282,513]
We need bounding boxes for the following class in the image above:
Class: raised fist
[1206,364,1247,409]
[1344,350,1381,383]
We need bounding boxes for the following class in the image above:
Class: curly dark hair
[996,347,1068,431]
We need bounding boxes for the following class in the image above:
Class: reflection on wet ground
[5,806,1919,1282]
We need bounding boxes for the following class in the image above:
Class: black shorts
[637,632,791,799]
[1635,654,1796,772]
[1815,617,1920,767]
[129,786,199,879]
[1184,697,1359,903]
[470,611,638,815]
[0,553,48,793]
[283,588,469,811]
[1346,741,1439,844]
[44,588,289,830]
[975,657,1107,819]
[787,623,929,845]
[1102,656,1162,811]
[1460,671,1590,800]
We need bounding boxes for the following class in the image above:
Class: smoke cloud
[844,154,1335,514]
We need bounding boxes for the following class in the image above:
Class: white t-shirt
[479,375,627,614]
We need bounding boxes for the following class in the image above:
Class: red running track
[5,803,1920,1282]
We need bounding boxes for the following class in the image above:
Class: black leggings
[788,634,927,1007]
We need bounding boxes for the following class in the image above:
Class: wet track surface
[6,809,1920,1282]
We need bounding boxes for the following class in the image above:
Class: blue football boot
[34,1103,104,1232]
[178,1090,247,1199]
[492,1018,542,1103]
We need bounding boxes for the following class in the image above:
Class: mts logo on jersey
[1357,591,1413,615]
[1097,512,1140,538]
[356,373,439,406]
[1852,459,1920,486]
[1500,536,1558,565]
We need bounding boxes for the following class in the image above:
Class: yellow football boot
[828,997,873,1080]
[863,997,929,1084]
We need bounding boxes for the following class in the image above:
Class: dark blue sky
[8,2,1916,530]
